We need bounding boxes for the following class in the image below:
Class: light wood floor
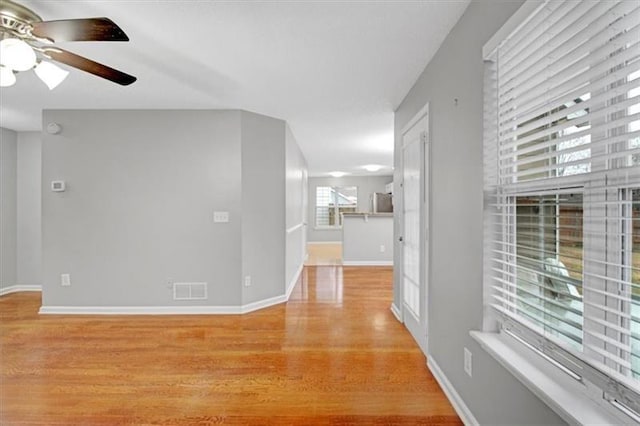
[305,243,342,266]
[0,267,461,425]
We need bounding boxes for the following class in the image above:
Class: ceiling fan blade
[43,47,136,86]
[32,18,129,42]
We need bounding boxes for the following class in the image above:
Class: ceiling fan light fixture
[35,61,69,90]
[0,65,16,87]
[0,38,37,71]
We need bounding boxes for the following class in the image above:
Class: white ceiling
[0,0,469,176]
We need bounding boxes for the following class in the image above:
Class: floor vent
[173,282,208,301]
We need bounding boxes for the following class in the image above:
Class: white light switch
[214,211,229,223]
[61,273,71,287]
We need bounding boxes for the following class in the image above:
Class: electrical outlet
[464,347,472,377]
[61,273,71,287]
[244,276,251,287]
[214,211,229,223]
[379,245,386,253]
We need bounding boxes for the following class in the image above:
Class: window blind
[484,0,640,417]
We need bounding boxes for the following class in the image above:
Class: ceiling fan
[0,0,136,89]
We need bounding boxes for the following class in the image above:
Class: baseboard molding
[342,260,393,266]
[286,263,304,298]
[390,302,402,322]
[38,271,307,316]
[307,241,342,245]
[0,285,42,296]
[427,356,479,426]
[240,293,287,314]
[39,305,243,315]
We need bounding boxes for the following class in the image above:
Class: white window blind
[484,0,640,417]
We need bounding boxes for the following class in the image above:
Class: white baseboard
[39,305,243,315]
[38,266,309,316]
[427,355,479,426]
[39,295,294,315]
[241,293,287,314]
[390,302,402,322]
[0,285,42,296]
[307,241,342,245]
[342,260,393,266]
[286,263,304,298]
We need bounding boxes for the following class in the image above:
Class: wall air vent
[173,282,208,301]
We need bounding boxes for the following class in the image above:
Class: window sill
[470,331,633,425]
[313,226,342,231]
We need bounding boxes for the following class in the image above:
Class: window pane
[315,186,332,227]
[335,186,357,226]
[516,194,584,349]
[514,94,591,182]
[315,186,357,227]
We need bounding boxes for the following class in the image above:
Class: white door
[401,106,429,354]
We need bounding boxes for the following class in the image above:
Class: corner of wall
[0,127,18,289]
[240,111,287,305]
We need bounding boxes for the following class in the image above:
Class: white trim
[286,223,304,234]
[38,270,307,316]
[470,331,633,426]
[240,294,287,314]
[342,260,393,266]
[286,263,304,298]
[482,0,546,59]
[0,285,42,296]
[307,241,342,245]
[427,356,479,426]
[390,302,402,323]
[39,305,243,315]
[401,102,430,136]
[39,295,290,315]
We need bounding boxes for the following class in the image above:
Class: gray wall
[17,131,42,286]
[41,109,306,309]
[393,1,565,424]
[240,111,286,305]
[42,110,244,307]
[285,125,307,290]
[308,175,392,242]
[1,128,17,289]
[342,215,393,264]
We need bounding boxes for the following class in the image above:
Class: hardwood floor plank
[0,267,461,425]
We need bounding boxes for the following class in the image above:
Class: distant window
[315,186,357,227]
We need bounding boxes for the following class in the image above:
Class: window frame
[481,0,640,421]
